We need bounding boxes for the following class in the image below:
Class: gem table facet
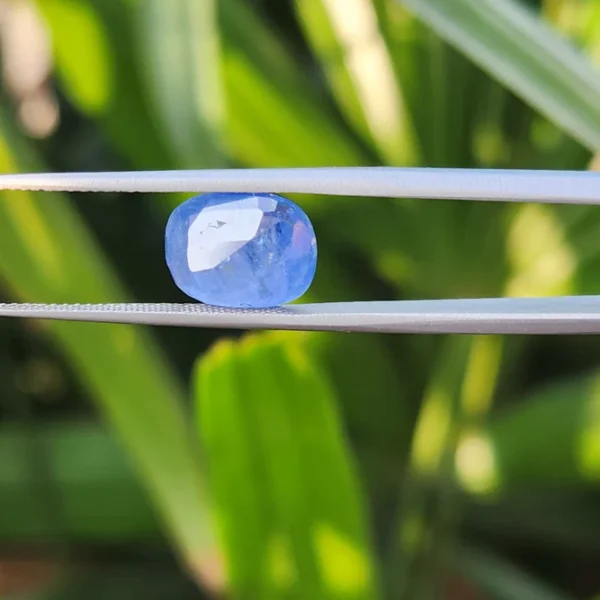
[165,192,317,308]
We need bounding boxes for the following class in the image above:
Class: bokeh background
[0,0,600,598]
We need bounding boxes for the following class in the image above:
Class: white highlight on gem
[186,196,274,272]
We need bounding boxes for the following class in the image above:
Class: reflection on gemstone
[165,192,317,308]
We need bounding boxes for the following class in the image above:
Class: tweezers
[2,167,600,335]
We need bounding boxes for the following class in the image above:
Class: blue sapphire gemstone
[165,192,317,308]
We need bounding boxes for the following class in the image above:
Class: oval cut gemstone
[165,192,317,308]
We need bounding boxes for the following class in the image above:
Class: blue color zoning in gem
[165,192,317,308]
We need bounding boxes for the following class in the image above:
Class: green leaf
[454,374,600,494]
[456,544,575,600]
[194,333,380,599]
[220,0,367,167]
[294,0,418,164]
[505,203,578,297]
[0,422,160,541]
[306,333,410,455]
[299,251,412,458]
[295,251,415,510]
[301,329,414,532]
[38,0,112,115]
[136,0,224,168]
[399,0,600,151]
[36,0,172,168]
[40,0,365,171]
[0,113,215,581]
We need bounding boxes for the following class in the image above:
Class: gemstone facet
[165,192,317,308]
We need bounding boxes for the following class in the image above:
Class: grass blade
[295,0,418,164]
[0,114,216,585]
[136,0,224,168]
[391,336,503,599]
[400,0,600,151]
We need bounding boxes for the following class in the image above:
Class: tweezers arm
[1,297,600,334]
[0,167,599,204]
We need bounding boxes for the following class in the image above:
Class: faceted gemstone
[165,192,317,308]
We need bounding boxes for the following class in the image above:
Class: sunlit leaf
[455,374,600,493]
[195,333,380,599]
[220,0,367,167]
[295,0,418,164]
[505,204,577,297]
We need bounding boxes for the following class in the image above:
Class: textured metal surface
[0,167,599,204]
[1,296,600,334]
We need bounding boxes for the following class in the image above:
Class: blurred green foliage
[0,0,600,598]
